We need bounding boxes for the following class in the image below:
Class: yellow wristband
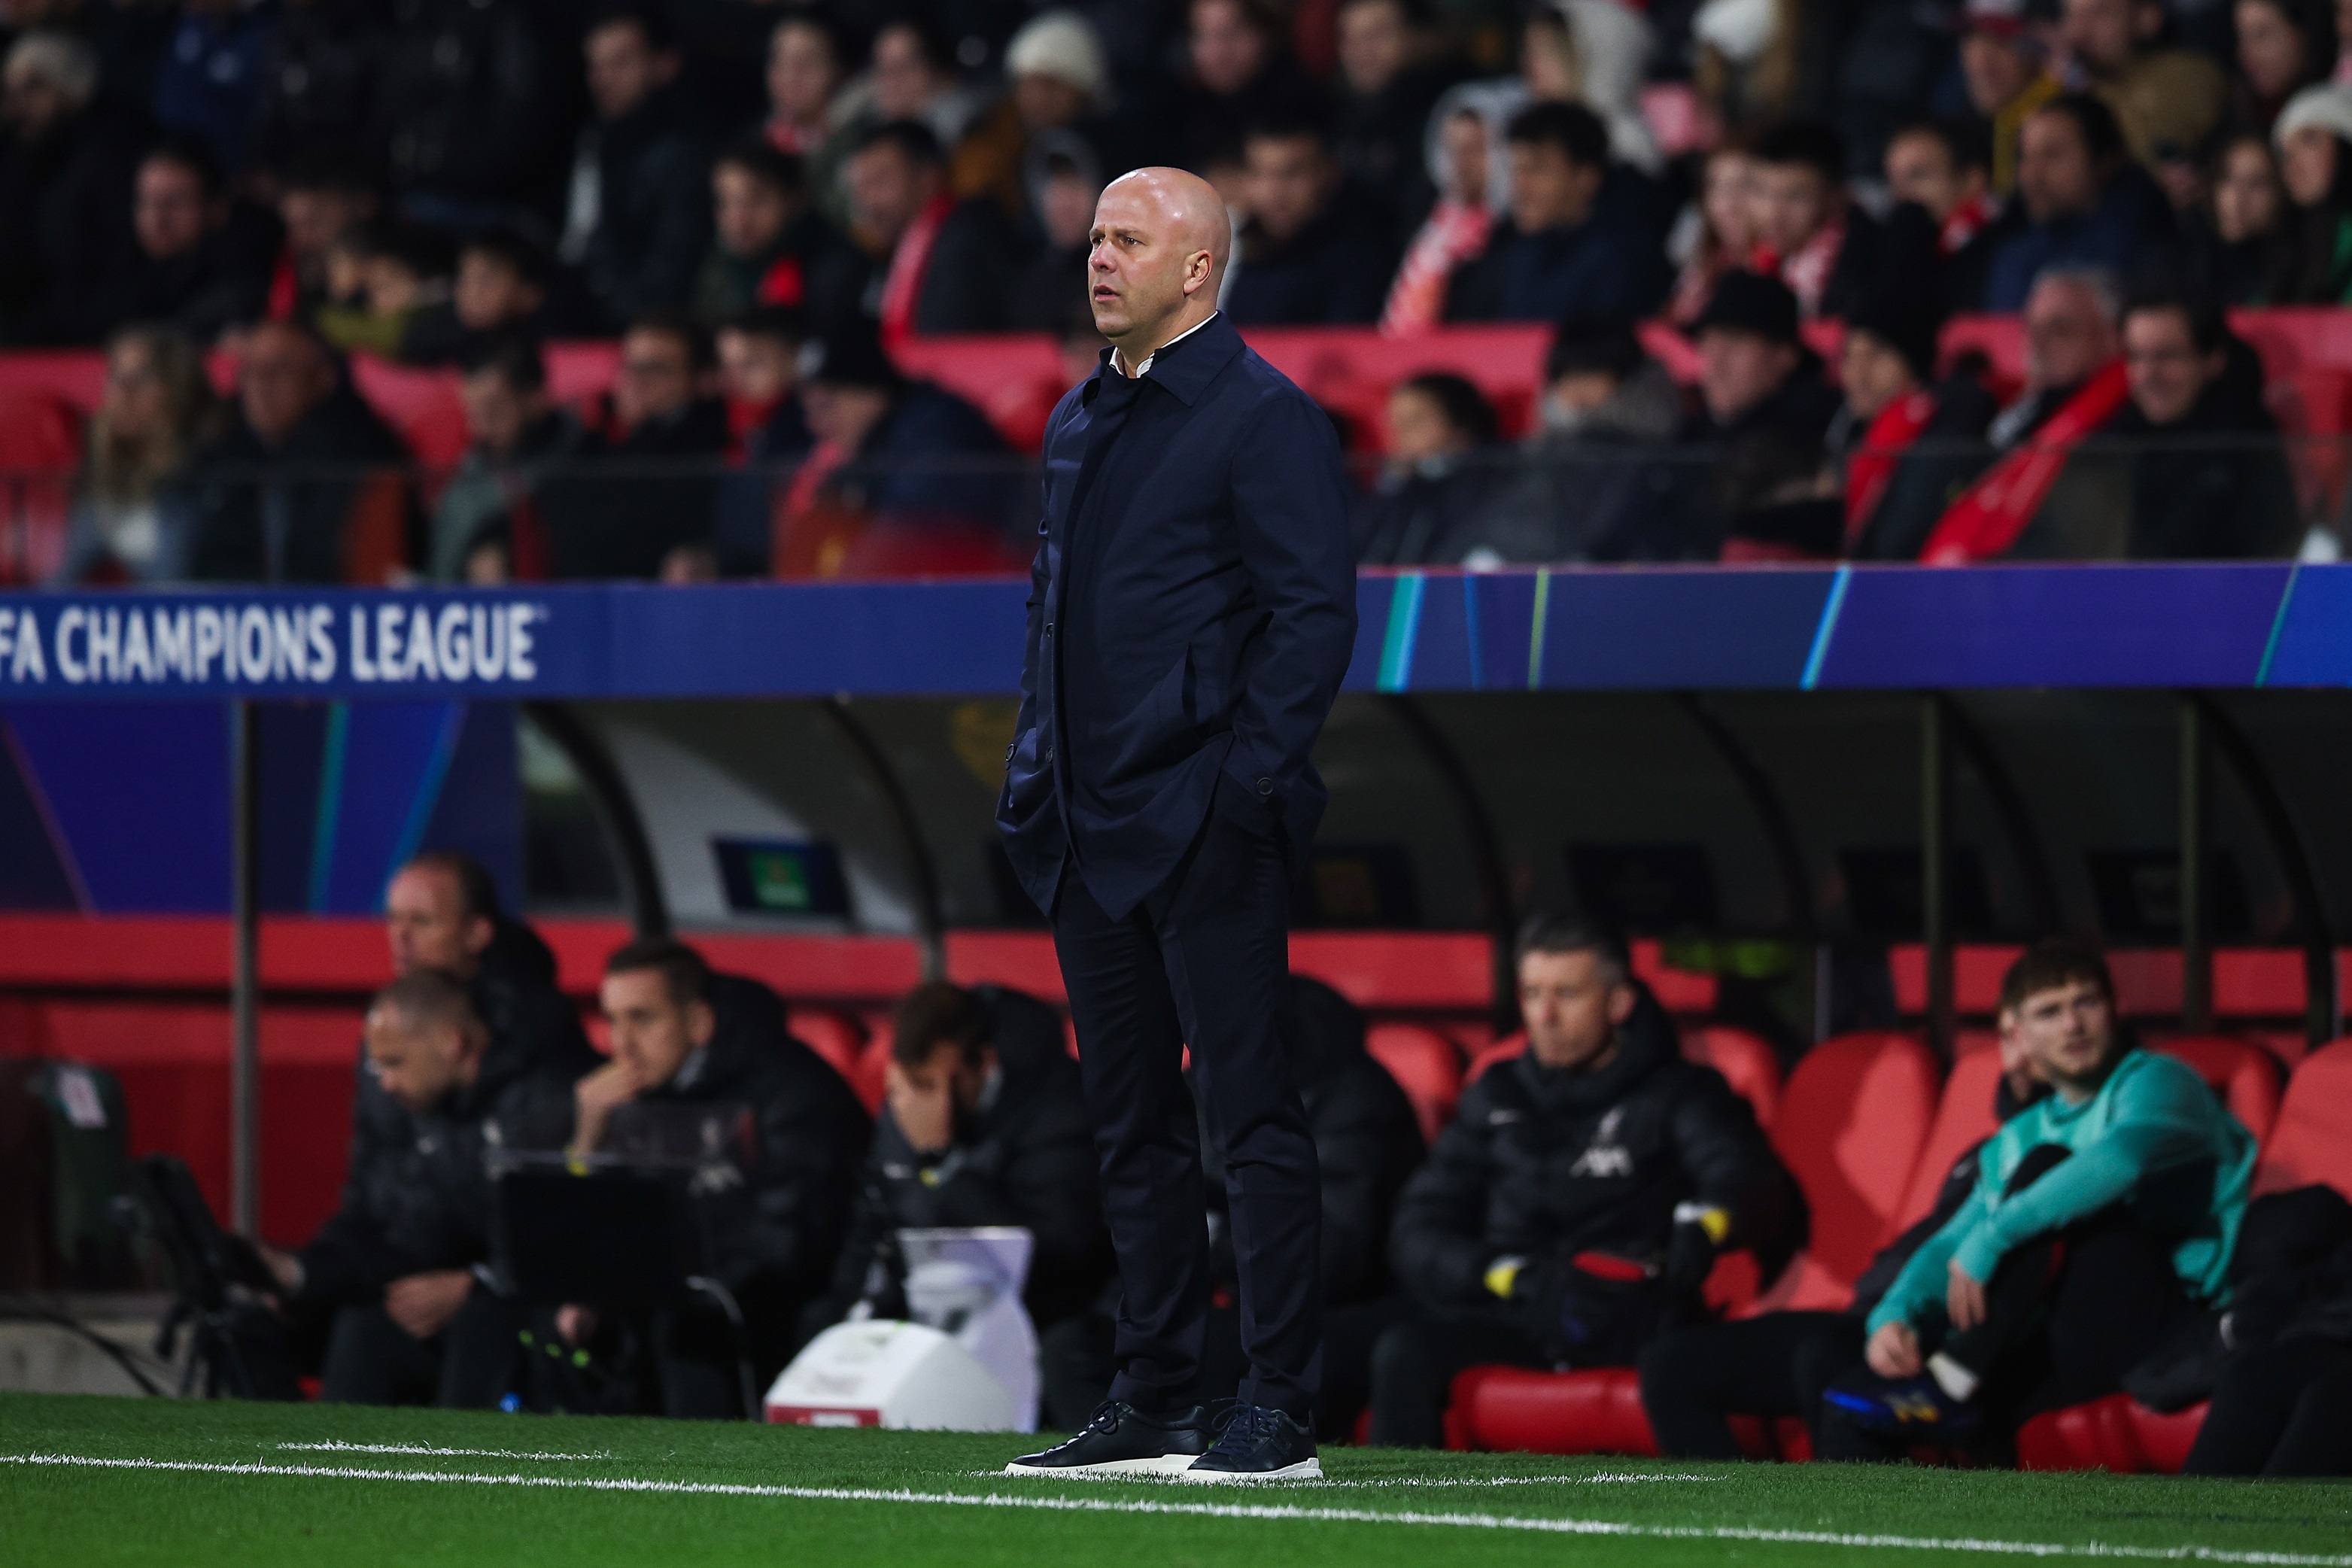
[1483,1258,1523,1299]
[1697,1207,1731,1245]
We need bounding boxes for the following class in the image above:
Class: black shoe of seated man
[1177,1402,1321,1482]
[1003,1401,1212,1476]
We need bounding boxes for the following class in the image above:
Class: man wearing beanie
[955,12,1132,218]
[1836,292,2001,558]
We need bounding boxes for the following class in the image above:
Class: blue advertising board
[1,564,2349,705]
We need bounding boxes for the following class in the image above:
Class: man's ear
[686,998,716,1050]
[463,913,496,959]
[1606,982,1638,1028]
[1182,248,1214,296]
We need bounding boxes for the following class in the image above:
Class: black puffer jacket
[321,919,599,1302]
[300,971,593,1304]
[1389,986,1801,1309]
[1200,976,1423,1306]
[599,971,871,1304]
[823,985,1109,1329]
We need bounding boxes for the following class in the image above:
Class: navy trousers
[1051,798,1323,1422]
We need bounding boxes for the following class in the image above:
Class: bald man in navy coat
[998,168,1357,1482]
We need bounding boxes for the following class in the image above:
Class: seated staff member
[552,937,871,1418]
[807,980,1111,1430]
[1368,913,1804,1448]
[1826,939,2256,1448]
[1639,983,2047,1459]
[244,969,582,1406]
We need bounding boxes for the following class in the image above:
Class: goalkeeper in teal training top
[1826,938,2255,1450]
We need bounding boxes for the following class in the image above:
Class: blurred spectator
[1673,270,1840,558]
[2275,81,2352,299]
[1369,916,1799,1447]
[842,119,1022,339]
[1379,85,1517,335]
[2192,132,2296,301]
[2102,286,2300,555]
[1981,94,2172,309]
[710,305,813,576]
[369,0,560,220]
[552,940,870,1419]
[430,334,591,583]
[764,9,847,162]
[953,11,1123,222]
[1521,0,1662,176]
[270,156,377,324]
[1468,316,1684,563]
[248,0,382,181]
[1329,0,1457,242]
[2233,0,2333,132]
[150,0,276,175]
[1007,129,1102,330]
[90,137,277,344]
[1746,119,1878,318]
[807,982,1108,1432]
[1174,0,1320,178]
[0,29,138,343]
[1353,371,1505,564]
[314,218,451,359]
[539,309,729,581]
[1838,296,2001,560]
[1923,266,2130,562]
[2053,0,2226,173]
[1667,143,1761,325]
[691,135,865,328]
[1684,269,1839,448]
[1958,0,2063,199]
[1444,101,1666,323]
[401,223,580,366]
[561,5,713,328]
[1224,113,1395,324]
[778,318,1016,576]
[1883,120,1998,315]
[861,17,989,156]
[53,324,223,584]
[182,317,415,583]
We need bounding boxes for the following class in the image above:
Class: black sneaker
[1176,1403,1320,1482]
[1003,1402,1212,1478]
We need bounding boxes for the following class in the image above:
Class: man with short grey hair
[1365,913,1800,1447]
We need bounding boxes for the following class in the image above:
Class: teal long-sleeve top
[1867,1049,2256,1338]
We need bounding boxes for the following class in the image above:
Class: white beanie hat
[1006,11,1111,109]
[2275,83,2352,150]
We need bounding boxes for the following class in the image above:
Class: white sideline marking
[6,1452,2348,1566]
[278,1442,609,1462]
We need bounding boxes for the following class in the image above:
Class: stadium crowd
[8,0,2352,582]
[220,846,2352,1476]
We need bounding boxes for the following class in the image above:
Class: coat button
[1256,777,1273,796]
[1044,621,1054,635]
[1046,746,1055,764]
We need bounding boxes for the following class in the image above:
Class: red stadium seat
[1463,1030,1523,1084]
[1746,1032,1941,1314]
[1889,1045,2006,1234]
[0,388,81,583]
[1363,1023,1462,1147]
[2152,1036,2283,1145]
[852,1026,895,1116]
[1680,1026,1782,1131]
[2016,1393,2209,1473]
[2254,1037,2352,1198]
[1445,1366,1658,1456]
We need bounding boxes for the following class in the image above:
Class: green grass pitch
[4,1390,2349,1567]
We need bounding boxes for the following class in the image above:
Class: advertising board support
[229,698,260,1237]
[1921,695,1953,1059]
[2179,698,2212,1033]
